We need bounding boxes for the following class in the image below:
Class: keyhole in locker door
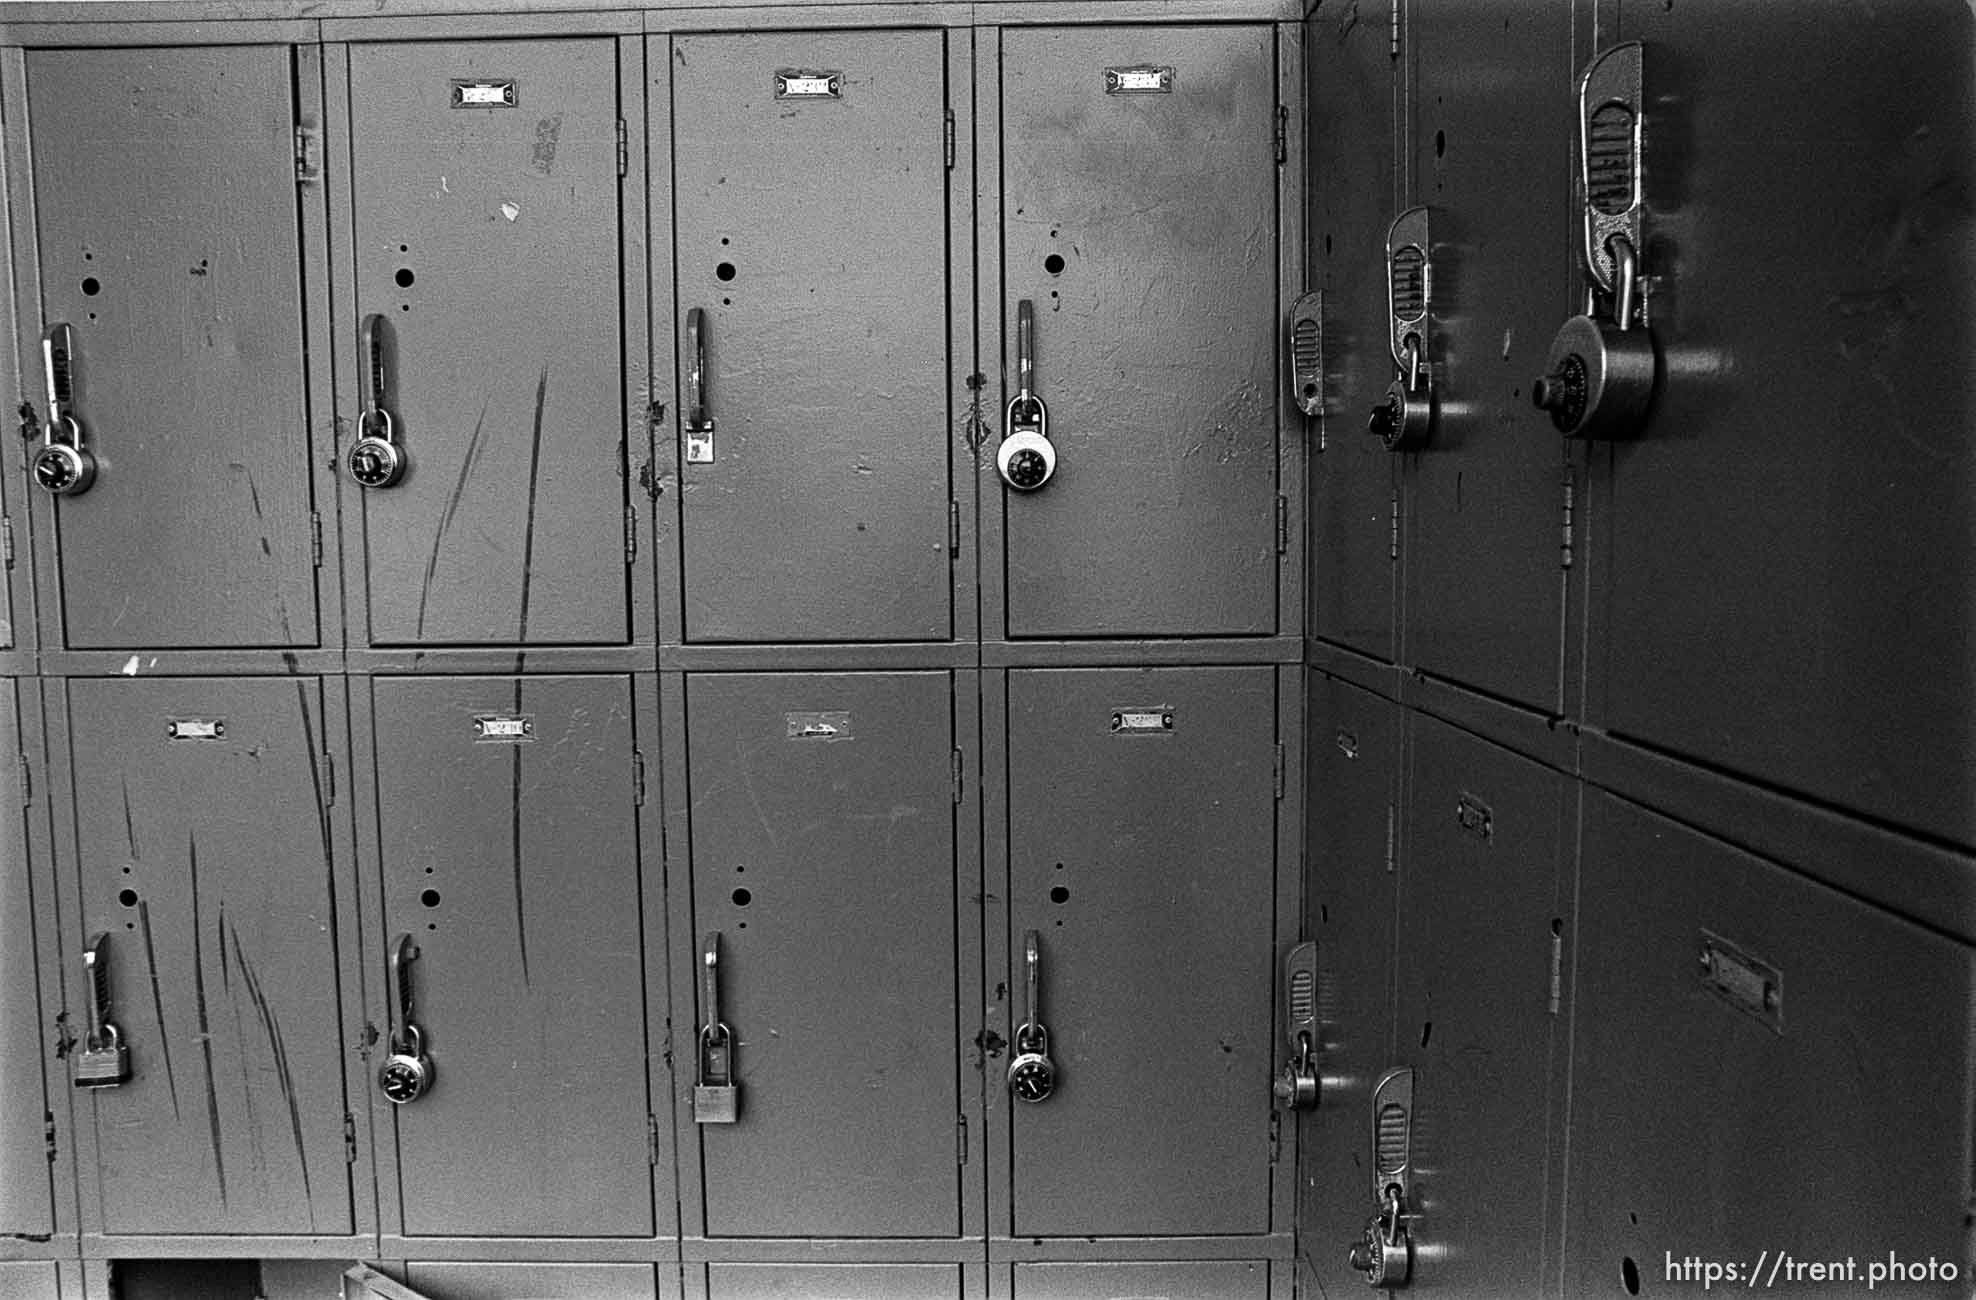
[732,886,750,928]
[1050,883,1069,926]
[421,888,440,931]
[119,887,139,929]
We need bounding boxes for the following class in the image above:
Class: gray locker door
[1567,795,1974,1297]
[402,1263,657,1300]
[0,684,51,1237]
[372,676,652,1236]
[1394,715,1567,1295]
[706,1265,960,1300]
[1007,667,1276,1236]
[1298,676,1400,1295]
[67,678,350,1235]
[671,32,952,643]
[1013,1262,1266,1300]
[26,47,318,650]
[686,672,958,1236]
[0,1263,60,1300]
[349,41,629,646]
[999,27,1280,640]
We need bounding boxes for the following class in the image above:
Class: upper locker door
[998,27,1279,639]
[347,41,629,647]
[670,32,952,643]
[25,47,319,650]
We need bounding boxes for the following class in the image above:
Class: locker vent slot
[1292,319,1322,377]
[1389,246,1426,322]
[1375,1102,1410,1175]
[1586,102,1637,214]
[1289,968,1316,1024]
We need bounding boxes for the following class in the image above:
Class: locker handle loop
[1021,929,1041,1039]
[1608,234,1641,332]
[377,932,434,1104]
[997,301,1057,491]
[347,314,407,488]
[1007,930,1057,1102]
[387,933,420,1047]
[686,308,715,434]
[699,931,727,1045]
[33,323,95,496]
[72,931,132,1087]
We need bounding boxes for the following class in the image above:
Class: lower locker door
[403,1263,658,1300]
[1006,667,1277,1237]
[685,672,960,1237]
[66,677,352,1235]
[371,676,654,1237]
[705,1264,961,1300]
[1012,1263,1266,1300]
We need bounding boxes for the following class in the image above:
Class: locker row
[0,28,1299,659]
[0,667,1298,1255]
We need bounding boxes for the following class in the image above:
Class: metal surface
[401,1263,659,1300]
[705,1264,959,1300]
[1392,713,1568,1296]
[348,39,630,646]
[24,45,319,649]
[0,1263,61,1300]
[998,25,1279,639]
[0,682,52,1237]
[1307,4,1398,658]
[1589,0,1976,847]
[671,30,952,643]
[1006,667,1275,1237]
[1011,1261,1267,1299]
[1565,793,1975,1297]
[370,675,653,1237]
[64,677,351,1234]
[683,671,959,1237]
[1400,0,1576,712]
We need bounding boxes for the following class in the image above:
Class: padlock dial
[378,1053,431,1104]
[33,443,94,496]
[1008,1053,1056,1103]
[997,431,1056,492]
[1532,351,1591,432]
[347,437,405,489]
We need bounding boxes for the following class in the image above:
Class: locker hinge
[944,109,956,170]
[1,514,14,569]
[948,500,961,558]
[1389,0,1403,60]
[42,1111,55,1163]
[1273,105,1288,165]
[624,507,638,564]
[1267,1110,1281,1164]
[646,1113,660,1165]
[293,124,320,185]
[1548,922,1564,1016]
[616,118,629,179]
[1559,472,1576,570]
[310,511,324,568]
[1276,495,1289,555]
[1389,488,1401,562]
[950,749,964,804]
[342,1112,357,1164]
[1272,744,1285,799]
[957,1114,968,1165]
[632,750,647,806]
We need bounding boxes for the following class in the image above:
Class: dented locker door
[65,678,350,1235]
[1007,668,1276,1236]
[1391,715,1568,1296]
[670,32,952,643]
[371,676,652,1236]
[685,673,958,1236]
[25,47,319,650]
[1012,1262,1267,1300]
[0,683,53,1238]
[706,1264,960,1300]
[1298,675,1400,1297]
[348,42,629,646]
[1566,795,1974,1297]
[999,28,1279,639]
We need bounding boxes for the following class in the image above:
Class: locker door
[0,1263,60,1300]
[670,32,953,643]
[25,47,318,650]
[371,676,652,1236]
[1006,668,1276,1236]
[65,678,350,1235]
[1566,795,1973,1296]
[706,1265,960,1300]
[348,41,629,646]
[998,28,1280,639]
[1392,715,1568,1296]
[0,683,52,1238]
[402,1263,658,1300]
[1012,1262,1266,1300]
[684,672,958,1237]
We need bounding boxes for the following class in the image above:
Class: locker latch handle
[1365,208,1434,452]
[378,932,433,1104]
[998,301,1056,491]
[1346,1067,1417,1287]
[1007,929,1057,1103]
[1273,940,1320,1110]
[34,323,96,496]
[683,308,717,466]
[694,931,741,1123]
[72,931,131,1087]
[348,314,408,488]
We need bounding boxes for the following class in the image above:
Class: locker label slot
[1104,66,1174,95]
[785,711,853,741]
[166,718,224,741]
[450,80,517,108]
[773,70,843,100]
[472,714,534,743]
[1698,930,1783,1033]
[1109,708,1174,734]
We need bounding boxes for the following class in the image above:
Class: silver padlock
[377,1021,433,1105]
[36,325,96,497]
[693,1025,741,1124]
[348,314,408,487]
[1532,246,1656,439]
[1348,1186,1414,1288]
[72,932,130,1088]
[1007,1024,1056,1104]
[998,299,1057,491]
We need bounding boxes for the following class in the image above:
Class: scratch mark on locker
[187,835,227,1205]
[233,923,315,1222]
[221,905,268,1176]
[136,900,181,1122]
[516,368,550,644]
[120,775,141,861]
[292,683,337,925]
[415,398,492,641]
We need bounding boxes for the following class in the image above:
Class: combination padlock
[36,325,95,497]
[998,397,1055,491]
[74,1021,131,1088]
[377,1021,433,1104]
[1531,266,1656,439]
[1366,360,1432,452]
[347,410,406,488]
[1347,1187,1414,1288]
[1007,1023,1056,1104]
[33,437,95,497]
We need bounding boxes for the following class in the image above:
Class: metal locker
[368,676,654,1237]
[1011,1262,1266,1300]
[1384,714,1567,1295]
[401,1263,658,1300]
[0,1262,62,1300]
[705,1264,960,1300]
[1565,794,1974,1298]
[22,46,320,650]
[1297,675,1400,1296]
[1587,0,1976,846]
[669,31,954,643]
[680,672,959,1237]
[1400,4,1575,710]
[346,40,631,646]
[0,682,53,1239]
[61,677,351,1235]
[1307,6,1399,660]
[997,27,1280,639]
[1005,667,1276,1237]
